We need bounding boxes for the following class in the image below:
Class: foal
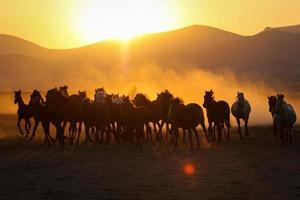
[14,90,32,136]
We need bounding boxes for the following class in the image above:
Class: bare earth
[0,114,300,200]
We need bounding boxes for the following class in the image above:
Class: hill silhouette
[0,25,299,93]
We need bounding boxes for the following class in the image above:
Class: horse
[203,90,231,142]
[268,96,279,138]
[231,92,251,138]
[274,94,297,146]
[44,87,69,145]
[168,98,208,150]
[156,90,174,139]
[14,90,32,136]
[28,90,54,144]
[65,91,87,145]
[92,88,112,144]
[134,93,161,140]
[120,96,153,149]
[28,89,44,139]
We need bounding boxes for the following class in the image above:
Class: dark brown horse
[120,96,153,149]
[268,96,279,138]
[14,90,32,136]
[28,90,54,144]
[65,91,87,145]
[168,98,208,150]
[28,90,44,139]
[44,87,69,145]
[134,93,161,140]
[203,90,230,142]
[156,90,174,139]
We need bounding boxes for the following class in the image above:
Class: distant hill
[265,24,300,34]
[0,25,299,93]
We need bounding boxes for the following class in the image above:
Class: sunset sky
[1,0,300,48]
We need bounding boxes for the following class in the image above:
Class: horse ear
[19,89,22,93]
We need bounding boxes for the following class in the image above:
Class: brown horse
[134,93,161,140]
[203,90,230,142]
[168,98,208,150]
[156,90,174,139]
[120,96,153,149]
[14,90,32,137]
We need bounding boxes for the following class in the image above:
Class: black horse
[14,90,32,136]
[168,98,208,150]
[203,90,230,142]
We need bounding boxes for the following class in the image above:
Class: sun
[72,0,177,43]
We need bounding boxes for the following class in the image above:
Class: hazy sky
[1,0,300,48]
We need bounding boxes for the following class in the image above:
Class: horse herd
[13,86,297,150]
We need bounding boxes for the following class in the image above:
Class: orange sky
[1,0,300,49]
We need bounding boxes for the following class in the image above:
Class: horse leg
[290,126,294,144]
[200,121,208,143]
[25,119,31,137]
[17,116,25,135]
[236,118,242,139]
[245,119,249,136]
[146,123,154,145]
[188,129,193,150]
[75,121,82,145]
[182,129,186,144]
[30,118,40,140]
[173,128,179,151]
[41,120,51,146]
[193,128,200,150]
[166,123,170,139]
[208,122,213,142]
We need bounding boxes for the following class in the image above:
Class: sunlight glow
[72,0,177,42]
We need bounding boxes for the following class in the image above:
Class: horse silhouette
[65,91,87,145]
[120,96,152,149]
[203,90,230,142]
[168,98,207,150]
[156,90,174,139]
[28,90,44,139]
[134,93,161,140]
[274,94,297,145]
[231,92,251,138]
[268,96,280,138]
[44,87,69,145]
[14,90,32,136]
[92,88,111,144]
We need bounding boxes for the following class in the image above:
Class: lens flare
[183,163,195,175]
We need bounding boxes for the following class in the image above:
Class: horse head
[78,91,87,100]
[268,96,276,114]
[29,89,44,105]
[59,85,69,97]
[14,90,22,104]
[275,94,285,114]
[134,93,149,106]
[203,90,214,108]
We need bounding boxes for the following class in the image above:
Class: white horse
[275,94,297,145]
[231,92,251,138]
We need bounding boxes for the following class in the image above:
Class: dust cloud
[1,63,299,126]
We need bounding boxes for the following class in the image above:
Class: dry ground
[0,114,300,200]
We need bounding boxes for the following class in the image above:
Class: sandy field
[0,114,300,200]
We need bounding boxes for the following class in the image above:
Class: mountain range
[0,24,300,93]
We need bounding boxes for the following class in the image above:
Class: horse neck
[16,96,26,107]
